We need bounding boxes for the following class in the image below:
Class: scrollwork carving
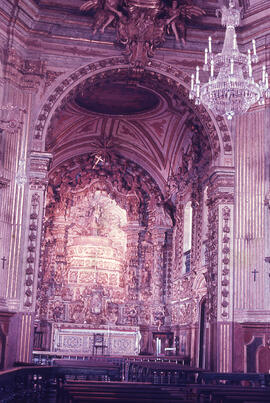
[80,0,205,67]
[24,193,40,307]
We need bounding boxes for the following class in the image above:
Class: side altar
[51,323,140,356]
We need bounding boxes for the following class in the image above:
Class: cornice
[1,0,270,64]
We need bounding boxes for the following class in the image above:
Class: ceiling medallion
[80,0,205,68]
[189,0,270,120]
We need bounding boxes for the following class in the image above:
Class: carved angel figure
[163,0,205,44]
[80,0,122,34]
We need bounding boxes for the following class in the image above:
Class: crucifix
[93,154,104,169]
[1,256,7,270]
[251,269,258,282]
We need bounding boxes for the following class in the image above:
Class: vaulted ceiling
[45,65,213,192]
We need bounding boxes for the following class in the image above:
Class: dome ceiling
[75,84,160,115]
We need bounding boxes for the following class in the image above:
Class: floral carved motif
[221,206,231,319]
[205,170,234,321]
[205,202,218,321]
[24,193,40,307]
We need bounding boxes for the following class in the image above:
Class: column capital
[207,166,235,206]
[29,151,53,190]
[0,104,26,135]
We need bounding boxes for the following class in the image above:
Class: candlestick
[263,65,266,82]
[233,34,237,50]
[252,39,257,56]
[195,66,200,83]
[210,60,214,78]
[191,74,194,91]
[247,49,251,65]
[249,63,252,78]
[204,48,208,64]
[230,59,234,75]
[208,36,212,53]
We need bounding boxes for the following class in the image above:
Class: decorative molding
[24,193,40,307]
[220,206,231,320]
[33,57,231,162]
[205,168,234,322]
[0,104,25,135]
[4,49,45,91]
[80,0,205,68]
[29,151,52,190]
[0,177,10,189]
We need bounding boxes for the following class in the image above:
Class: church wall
[231,108,270,371]
[0,0,270,371]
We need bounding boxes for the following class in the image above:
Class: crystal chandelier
[189,0,270,120]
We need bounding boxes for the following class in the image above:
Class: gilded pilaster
[21,152,52,311]
[206,167,234,371]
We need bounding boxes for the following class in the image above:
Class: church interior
[0,0,270,401]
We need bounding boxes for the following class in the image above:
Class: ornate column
[17,151,51,362]
[206,167,234,372]
[151,225,169,325]
[1,50,44,312]
[124,222,141,323]
[191,180,203,272]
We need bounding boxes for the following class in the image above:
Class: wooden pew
[128,361,203,384]
[187,383,270,402]
[53,359,122,382]
[197,371,267,386]
[59,380,193,403]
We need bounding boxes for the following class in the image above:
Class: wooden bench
[187,383,270,402]
[53,359,122,382]
[59,380,194,403]
[197,371,268,387]
[128,361,203,384]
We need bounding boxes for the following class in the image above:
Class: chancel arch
[30,57,235,369]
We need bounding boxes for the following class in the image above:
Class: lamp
[189,0,270,120]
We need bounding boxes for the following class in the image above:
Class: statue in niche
[61,286,73,302]
[87,205,100,235]
[180,145,192,174]
[128,266,137,290]
[51,301,64,322]
[125,305,138,325]
[155,198,173,227]
[140,305,151,325]
[75,287,83,301]
[90,289,104,315]
[107,302,119,324]
[153,310,165,330]
[70,300,85,323]
[141,263,151,289]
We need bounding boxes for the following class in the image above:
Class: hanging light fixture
[189,0,270,120]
